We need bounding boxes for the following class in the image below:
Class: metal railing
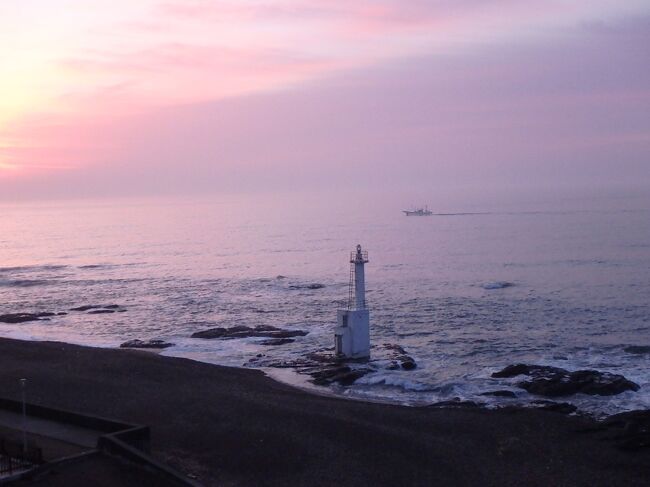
[349,250,369,263]
[0,437,43,476]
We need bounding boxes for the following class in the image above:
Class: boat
[402,206,433,216]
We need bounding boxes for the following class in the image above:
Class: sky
[1,0,649,201]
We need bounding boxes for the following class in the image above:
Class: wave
[357,374,434,392]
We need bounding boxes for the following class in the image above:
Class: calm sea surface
[1,190,649,415]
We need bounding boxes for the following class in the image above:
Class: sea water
[1,189,649,415]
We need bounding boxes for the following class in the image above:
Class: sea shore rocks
[383,343,417,370]
[259,338,295,346]
[0,312,57,323]
[70,304,125,313]
[492,364,640,397]
[191,325,308,340]
[120,339,174,349]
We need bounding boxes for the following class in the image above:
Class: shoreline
[1,336,648,486]
[1,330,646,416]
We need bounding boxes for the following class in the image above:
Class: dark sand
[0,337,647,486]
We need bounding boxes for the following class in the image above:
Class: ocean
[1,189,649,416]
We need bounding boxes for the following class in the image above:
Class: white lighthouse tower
[335,244,370,359]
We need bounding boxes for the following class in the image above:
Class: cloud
[2,14,648,200]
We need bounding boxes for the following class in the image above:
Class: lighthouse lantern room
[335,244,370,359]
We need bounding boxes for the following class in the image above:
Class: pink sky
[1,1,649,200]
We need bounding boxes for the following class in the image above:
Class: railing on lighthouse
[347,244,369,310]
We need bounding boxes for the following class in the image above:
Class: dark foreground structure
[0,338,648,486]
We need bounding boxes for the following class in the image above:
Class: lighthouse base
[335,309,370,359]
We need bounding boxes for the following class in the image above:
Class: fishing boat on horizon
[402,206,433,216]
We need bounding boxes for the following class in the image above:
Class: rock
[400,359,417,370]
[0,312,56,323]
[259,338,295,346]
[383,343,417,370]
[191,325,308,340]
[491,364,640,397]
[481,390,517,398]
[70,305,102,311]
[88,309,115,314]
[310,366,370,386]
[482,281,514,290]
[624,345,650,355]
[530,400,577,414]
[70,304,122,312]
[289,283,325,290]
[120,339,174,349]
[429,399,483,409]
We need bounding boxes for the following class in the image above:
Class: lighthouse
[335,244,370,359]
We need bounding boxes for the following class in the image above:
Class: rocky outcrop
[259,338,295,346]
[309,366,371,386]
[481,390,517,398]
[288,283,325,290]
[624,345,650,355]
[492,364,640,397]
[192,325,308,340]
[383,343,417,370]
[70,304,125,312]
[0,312,56,323]
[120,339,174,349]
[529,400,577,414]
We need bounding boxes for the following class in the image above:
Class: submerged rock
[70,304,123,312]
[530,400,577,414]
[482,281,514,290]
[120,339,174,349]
[0,312,56,323]
[383,343,417,370]
[481,390,517,398]
[492,364,640,397]
[624,345,650,355]
[310,366,371,386]
[259,338,295,346]
[288,283,325,290]
[192,325,308,340]
[429,399,483,409]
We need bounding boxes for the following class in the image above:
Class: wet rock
[482,281,514,290]
[120,339,174,349]
[310,366,370,386]
[530,400,577,414]
[70,305,103,311]
[492,364,640,397]
[0,312,56,323]
[481,390,517,398]
[70,304,123,312]
[259,338,295,346]
[289,283,325,290]
[383,343,417,370]
[429,398,483,409]
[400,359,417,370]
[192,325,308,340]
[624,345,650,355]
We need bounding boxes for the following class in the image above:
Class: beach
[0,337,648,486]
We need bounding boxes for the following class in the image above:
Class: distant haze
[0,1,649,201]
